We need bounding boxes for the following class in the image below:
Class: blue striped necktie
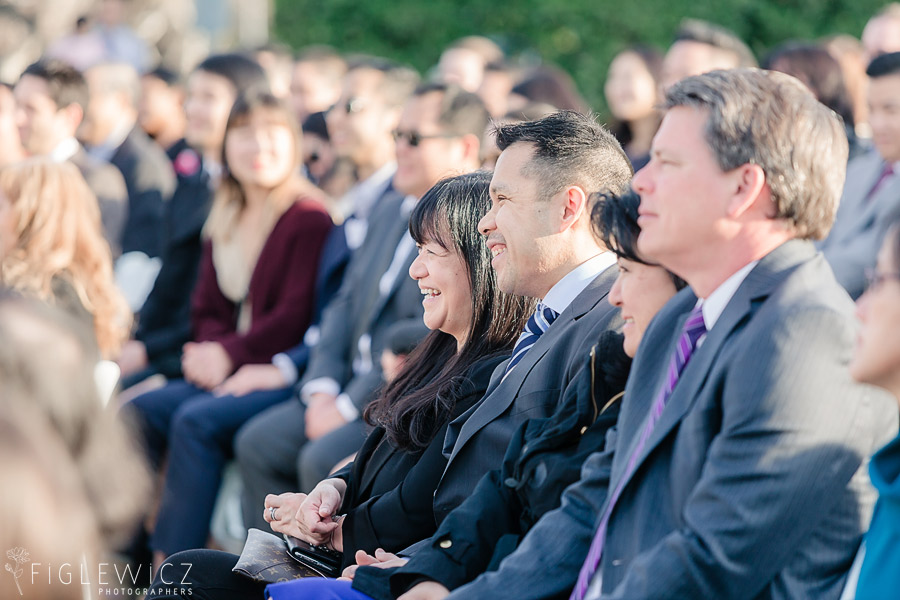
[505,303,559,375]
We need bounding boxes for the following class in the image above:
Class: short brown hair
[664,68,847,240]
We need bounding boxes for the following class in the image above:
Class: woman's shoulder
[465,352,509,387]
[274,194,334,232]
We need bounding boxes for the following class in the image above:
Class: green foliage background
[273,0,884,114]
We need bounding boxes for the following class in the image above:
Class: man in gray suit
[820,51,900,299]
[417,69,896,600]
[235,83,489,530]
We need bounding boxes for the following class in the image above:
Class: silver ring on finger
[270,507,277,521]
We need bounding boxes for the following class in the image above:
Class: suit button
[580,426,588,435]
[612,559,623,566]
[439,539,452,549]
[504,477,518,488]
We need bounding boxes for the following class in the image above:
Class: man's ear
[559,184,589,232]
[726,163,767,219]
[458,133,482,167]
[58,103,84,135]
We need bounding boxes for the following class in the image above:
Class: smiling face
[224,109,296,191]
[183,70,237,158]
[608,256,679,357]
[14,75,72,155]
[408,235,473,349]
[851,231,900,398]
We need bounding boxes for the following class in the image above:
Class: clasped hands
[263,479,347,550]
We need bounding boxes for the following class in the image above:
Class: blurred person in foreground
[0,158,130,359]
[849,213,900,598]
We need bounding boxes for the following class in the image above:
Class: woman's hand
[339,549,408,581]
[182,341,232,389]
[262,492,307,538]
[214,364,287,397]
[297,479,348,547]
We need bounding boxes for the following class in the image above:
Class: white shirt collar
[697,260,759,331]
[337,162,396,221]
[89,118,133,162]
[542,252,617,315]
[49,137,80,162]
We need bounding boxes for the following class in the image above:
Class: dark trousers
[235,401,368,531]
[146,549,264,599]
[125,380,294,555]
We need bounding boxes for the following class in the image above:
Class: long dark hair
[364,172,533,452]
[592,188,687,290]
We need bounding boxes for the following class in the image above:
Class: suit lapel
[611,240,816,495]
[357,430,396,496]
[445,267,617,464]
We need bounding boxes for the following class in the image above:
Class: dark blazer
[440,240,897,600]
[70,146,128,257]
[329,354,507,569]
[300,186,427,412]
[191,198,333,368]
[135,149,213,378]
[109,126,176,257]
[353,331,631,599]
[428,266,622,525]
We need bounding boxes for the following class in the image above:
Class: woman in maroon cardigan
[123,90,332,567]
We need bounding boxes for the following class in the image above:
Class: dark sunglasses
[392,129,459,147]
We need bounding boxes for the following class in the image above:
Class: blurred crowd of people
[4,2,900,599]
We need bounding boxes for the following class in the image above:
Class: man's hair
[866,51,900,77]
[20,58,89,112]
[445,36,505,64]
[493,110,633,200]
[674,19,758,68]
[296,45,347,79]
[664,68,847,240]
[412,82,490,138]
[194,53,270,94]
[145,66,181,88]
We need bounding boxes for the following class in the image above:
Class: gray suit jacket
[449,240,897,600]
[820,150,900,299]
[300,187,427,411]
[431,266,622,523]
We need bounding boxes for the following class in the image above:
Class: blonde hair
[0,158,130,357]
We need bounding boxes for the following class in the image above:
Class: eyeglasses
[392,129,459,147]
[864,268,900,291]
[329,97,367,115]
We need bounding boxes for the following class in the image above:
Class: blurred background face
[14,75,69,155]
[605,51,658,123]
[184,70,237,157]
[661,41,735,91]
[325,68,395,165]
[224,109,296,190]
[80,69,128,148]
[862,16,900,64]
[393,92,466,198]
[139,74,184,139]
[290,61,341,123]
[438,48,485,92]
[868,74,900,163]
[608,257,678,357]
[851,231,900,396]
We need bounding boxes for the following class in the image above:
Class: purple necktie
[570,306,707,600]
[865,162,894,203]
